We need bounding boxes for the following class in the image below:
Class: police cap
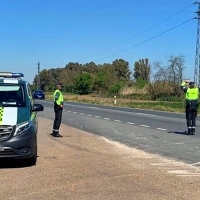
[189,82,195,87]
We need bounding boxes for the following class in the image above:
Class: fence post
[113,95,117,105]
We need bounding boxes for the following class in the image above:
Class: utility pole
[194,2,200,85]
[37,62,40,90]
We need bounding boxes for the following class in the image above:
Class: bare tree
[148,55,185,100]
[167,55,185,95]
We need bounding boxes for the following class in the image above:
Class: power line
[99,18,194,61]
[78,3,193,62]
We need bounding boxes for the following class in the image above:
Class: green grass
[45,92,200,113]
[124,101,185,113]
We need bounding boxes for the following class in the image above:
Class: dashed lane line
[156,128,167,131]
[126,122,135,125]
[136,112,157,117]
[64,110,169,132]
[140,125,149,128]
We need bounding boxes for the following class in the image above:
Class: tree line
[32,54,186,100]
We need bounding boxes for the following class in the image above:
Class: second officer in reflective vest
[52,84,64,137]
[181,80,199,135]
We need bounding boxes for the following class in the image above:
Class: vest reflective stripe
[186,88,199,100]
[54,90,64,105]
[0,107,4,125]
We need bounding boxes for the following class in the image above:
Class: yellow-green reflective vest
[181,81,186,87]
[186,88,199,100]
[54,89,64,105]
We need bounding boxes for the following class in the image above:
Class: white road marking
[151,162,183,166]
[136,112,157,117]
[190,162,200,166]
[152,162,200,177]
[168,170,200,175]
[140,125,149,128]
[126,122,135,125]
[89,107,100,109]
[177,174,200,177]
[175,143,184,145]
[156,128,167,131]
[65,109,175,135]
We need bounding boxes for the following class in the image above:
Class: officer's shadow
[167,130,188,135]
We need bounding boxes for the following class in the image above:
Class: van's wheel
[27,140,37,166]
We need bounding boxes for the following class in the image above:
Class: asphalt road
[1,117,200,200]
[37,100,200,166]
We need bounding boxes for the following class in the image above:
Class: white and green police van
[0,72,44,166]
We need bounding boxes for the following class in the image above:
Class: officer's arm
[54,91,60,101]
[180,81,187,93]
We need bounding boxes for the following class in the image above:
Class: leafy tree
[112,59,131,82]
[75,72,93,94]
[93,71,107,92]
[133,58,151,83]
[97,63,118,91]
[83,62,98,73]
[62,62,83,87]
[65,62,82,71]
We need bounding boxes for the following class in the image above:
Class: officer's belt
[186,100,198,106]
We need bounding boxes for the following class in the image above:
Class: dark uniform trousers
[53,103,63,133]
[185,100,198,134]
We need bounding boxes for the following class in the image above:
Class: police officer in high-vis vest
[181,80,199,135]
[52,84,64,137]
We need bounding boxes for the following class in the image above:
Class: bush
[109,83,124,94]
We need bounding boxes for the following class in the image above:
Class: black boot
[54,133,63,137]
[191,127,195,135]
[186,128,192,135]
[52,131,63,137]
[51,130,56,136]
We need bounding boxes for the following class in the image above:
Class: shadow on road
[167,130,188,135]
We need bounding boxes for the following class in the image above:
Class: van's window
[0,84,25,107]
[27,83,34,107]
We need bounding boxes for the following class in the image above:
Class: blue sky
[0,0,197,83]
